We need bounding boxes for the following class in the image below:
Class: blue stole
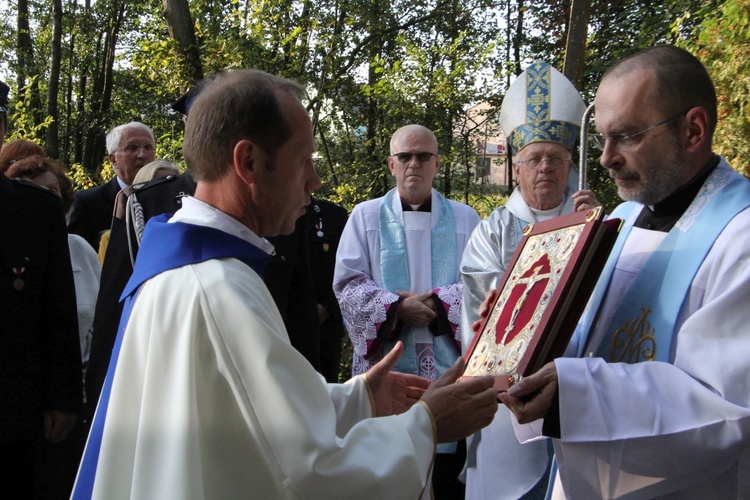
[73,215,270,499]
[378,188,457,378]
[575,164,750,362]
[379,188,457,293]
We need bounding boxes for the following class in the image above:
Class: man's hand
[397,291,437,326]
[471,289,499,334]
[497,362,558,424]
[572,189,600,213]
[43,410,77,443]
[366,342,430,416]
[420,357,498,443]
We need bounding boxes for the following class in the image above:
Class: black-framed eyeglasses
[589,109,690,151]
[515,157,572,170]
[392,152,436,164]
[116,143,156,155]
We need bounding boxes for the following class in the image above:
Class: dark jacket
[307,199,348,382]
[68,176,121,251]
[0,176,82,440]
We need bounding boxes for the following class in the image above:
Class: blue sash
[576,164,750,362]
[73,216,270,499]
[379,188,457,292]
[378,188,459,392]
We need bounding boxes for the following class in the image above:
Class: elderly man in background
[459,61,598,499]
[498,45,750,498]
[334,124,481,497]
[68,121,155,251]
[74,69,498,499]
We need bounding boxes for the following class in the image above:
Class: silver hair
[106,122,155,154]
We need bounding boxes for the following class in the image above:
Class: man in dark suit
[0,79,82,499]
[68,122,155,251]
[308,198,348,382]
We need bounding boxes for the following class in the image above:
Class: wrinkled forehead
[516,141,571,159]
[118,127,155,146]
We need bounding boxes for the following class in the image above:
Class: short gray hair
[106,122,155,154]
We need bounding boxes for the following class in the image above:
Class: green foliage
[67,162,98,191]
[5,76,54,142]
[690,0,750,177]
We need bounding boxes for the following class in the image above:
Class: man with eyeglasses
[496,46,750,498]
[334,124,481,498]
[68,122,156,251]
[460,61,598,500]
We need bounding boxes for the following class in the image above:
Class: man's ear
[387,156,396,175]
[233,139,259,185]
[511,159,520,177]
[108,153,117,169]
[684,106,711,153]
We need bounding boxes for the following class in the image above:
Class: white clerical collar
[170,196,275,255]
[529,202,563,222]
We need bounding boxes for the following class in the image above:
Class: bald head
[390,125,438,155]
[388,124,440,205]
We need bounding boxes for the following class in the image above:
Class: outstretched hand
[471,289,499,334]
[365,342,430,417]
[420,357,498,443]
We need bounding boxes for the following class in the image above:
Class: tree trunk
[162,0,203,84]
[46,0,64,158]
[17,0,44,131]
[513,0,523,76]
[83,0,124,174]
[563,0,590,90]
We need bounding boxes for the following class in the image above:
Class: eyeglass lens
[121,143,155,154]
[519,157,569,169]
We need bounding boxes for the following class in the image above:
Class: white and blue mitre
[501,61,586,191]
[500,61,585,154]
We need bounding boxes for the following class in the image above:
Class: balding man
[73,70,497,499]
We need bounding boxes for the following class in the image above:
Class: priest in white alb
[72,70,499,500]
[334,124,481,497]
[459,61,598,499]
[498,45,750,499]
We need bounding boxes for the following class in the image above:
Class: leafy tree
[690,0,750,177]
